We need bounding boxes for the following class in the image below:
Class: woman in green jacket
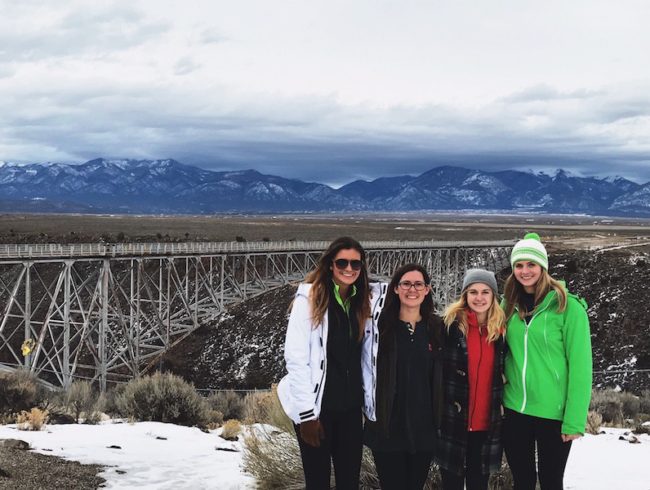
[502,233,592,490]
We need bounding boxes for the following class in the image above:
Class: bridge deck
[0,240,515,260]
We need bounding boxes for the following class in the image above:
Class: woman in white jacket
[278,236,384,490]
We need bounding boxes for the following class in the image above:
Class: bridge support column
[23,263,31,369]
[62,261,72,389]
[99,259,109,392]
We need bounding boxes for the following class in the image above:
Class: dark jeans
[294,407,363,490]
[440,431,489,490]
[503,408,572,490]
[372,450,433,490]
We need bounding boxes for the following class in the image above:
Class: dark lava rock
[0,439,29,450]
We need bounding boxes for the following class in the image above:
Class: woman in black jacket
[437,269,506,490]
[364,263,444,490]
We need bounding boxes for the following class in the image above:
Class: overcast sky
[1,0,649,186]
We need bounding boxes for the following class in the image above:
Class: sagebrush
[0,369,44,415]
[589,389,644,426]
[116,372,208,426]
[60,380,101,423]
[206,390,245,421]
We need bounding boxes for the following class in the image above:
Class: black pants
[503,408,572,490]
[294,407,363,490]
[372,449,433,490]
[440,431,489,490]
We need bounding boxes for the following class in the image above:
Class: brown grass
[221,419,242,440]
[16,407,49,431]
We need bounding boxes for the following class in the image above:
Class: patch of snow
[565,428,650,490]
[0,421,253,489]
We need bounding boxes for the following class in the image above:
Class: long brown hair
[443,289,505,342]
[503,267,567,320]
[378,263,440,347]
[304,236,371,341]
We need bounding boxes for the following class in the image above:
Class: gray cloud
[174,56,201,76]
[199,29,227,44]
[0,4,168,63]
[2,80,650,186]
[501,84,602,103]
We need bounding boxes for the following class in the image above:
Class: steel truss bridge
[0,240,512,390]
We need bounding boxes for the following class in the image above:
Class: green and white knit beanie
[510,232,548,270]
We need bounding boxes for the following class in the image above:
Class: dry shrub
[590,389,642,423]
[62,380,100,423]
[265,385,294,434]
[206,390,245,421]
[221,419,242,440]
[632,422,650,436]
[586,411,603,435]
[16,407,48,431]
[205,409,224,429]
[590,389,624,426]
[102,383,126,417]
[116,372,208,426]
[0,370,38,415]
[243,427,305,489]
[243,391,274,424]
[488,459,514,490]
[639,390,650,415]
[359,447,380,489]
[619,392,640,420]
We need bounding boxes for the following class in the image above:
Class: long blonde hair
[503,267,567,320]
[304,237,371,341]
[443,290,505,343]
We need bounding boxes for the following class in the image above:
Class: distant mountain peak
[0,159,646,216]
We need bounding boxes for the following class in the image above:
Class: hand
[300,419,325,447]
[561,433,582,442]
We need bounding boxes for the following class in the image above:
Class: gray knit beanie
[461,269,498,295]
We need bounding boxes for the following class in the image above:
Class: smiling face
[330,248,362,288]
[465,282,494,316]
[513,260,542,293]
[394,269,430,309]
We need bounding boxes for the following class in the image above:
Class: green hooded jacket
[503,285,592,435]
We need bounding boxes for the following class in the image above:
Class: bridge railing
[0,239,515,260]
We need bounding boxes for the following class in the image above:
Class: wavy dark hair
[304,236,371,341]
[378,263,440,345]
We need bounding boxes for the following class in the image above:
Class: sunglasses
[333,259,363,271]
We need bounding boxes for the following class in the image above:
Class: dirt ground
[0,444,105,489]
[2,212,650,247]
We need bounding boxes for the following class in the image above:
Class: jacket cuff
[298,409,316,422]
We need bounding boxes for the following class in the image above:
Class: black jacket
[365,314,444,452]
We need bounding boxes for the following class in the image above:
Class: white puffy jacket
[277,282,387,424]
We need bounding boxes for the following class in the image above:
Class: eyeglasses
[333,259,363,270]
[398,281,427,291]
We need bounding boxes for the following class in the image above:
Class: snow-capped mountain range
[1,158,649,215]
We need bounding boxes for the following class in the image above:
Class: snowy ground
[0,421,254,489]
[0,422,649,489]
